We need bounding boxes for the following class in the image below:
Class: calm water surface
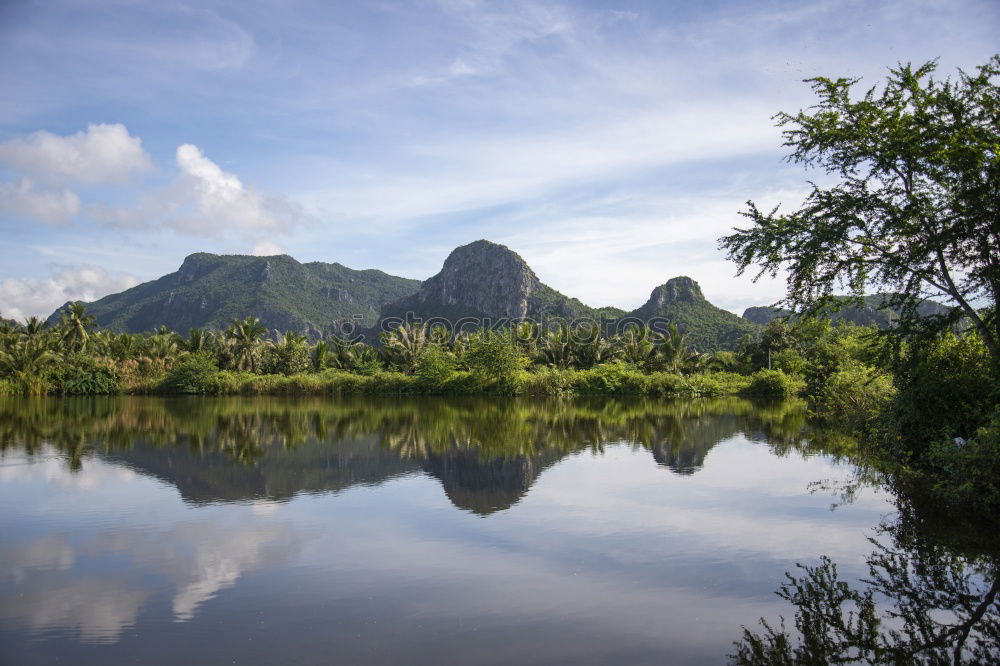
[0,396,944,664]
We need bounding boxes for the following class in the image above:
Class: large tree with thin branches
[720,56,1000,370]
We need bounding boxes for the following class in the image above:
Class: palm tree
[185,328,208,352]
[653,323,696,374]
[312,340,329,371]
[225,316,268,372]
[617,326,657,370]
[109,332,139,361]
[536,324,574,369]
[381,322,428,373]
[58,302,96,352]
[0,337,60,395]
[512,321,539,358]
[22,316,47,337]
[570,322,614,369]
[149,334,183,367]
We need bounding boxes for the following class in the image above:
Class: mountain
[742,294,954,328]
[47,252,421,336]
[624,276,758,351]
[39,241,761,350]
[377,239,625,325]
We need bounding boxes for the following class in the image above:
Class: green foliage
[159,352,219,394]
[810,361,895,430]
[415,346,458,390]
[49,355,121,395]
[887,332,997,454]
[380,323,428,373]
[462,331,526,393]
[742,369,805,398]
[574,362,650,395]
[722,56,1000,366]
[263,331,312,375]
[925,408,1000,516]
[0,336,60,395]
[224,316,267,372]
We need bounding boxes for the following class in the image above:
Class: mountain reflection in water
[7,395,983,665]
[0,395,813,513]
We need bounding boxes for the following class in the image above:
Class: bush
[415,347,458,390]
[0,378,16,396]
[887,332,997,452]
[49,356,121,395]
[261,343,311,376]
[575,362,649,394]
[811,361,894,430]
[159,352,219,394]
[742,369,805,398]
[462,333,527,394]
[772,349,807,375]
[924,408,1000,516]
[685,371,752,396]
[523,367,577,396]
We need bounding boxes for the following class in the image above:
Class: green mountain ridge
[47,252,421,337]
[742,295,954,329]
[625,276,758,351]
[41,240,759,350]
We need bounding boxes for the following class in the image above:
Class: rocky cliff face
[379,239,611,324]
[635,276,705,313]
[414,240,539,319]
[625,276,757,351]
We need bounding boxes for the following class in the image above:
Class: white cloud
[250,240,285,256]
[0,123,152,184]
[0,265,140,321]
[93,144,310,239]
[0,178,80,225]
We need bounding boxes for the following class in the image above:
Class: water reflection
[732,506,1000,664]
[0,396,812,513]
[0,395,924,664]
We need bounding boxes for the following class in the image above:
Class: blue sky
[1,0,997,320]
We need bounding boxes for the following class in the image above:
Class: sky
[0,0,997,321]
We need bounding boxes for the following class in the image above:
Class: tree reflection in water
[732,495,1000,664]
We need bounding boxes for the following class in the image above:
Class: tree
[654,323,696,374]
[380,322,428,374]
[720,56,1000,371]
[225,316,267,372]
[58,302,96,352]
[0,337,60,395]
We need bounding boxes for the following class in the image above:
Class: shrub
[887,332,997,452]
[811,361,894,430]
[685,371,752,396]
[415,347,458,389]
[49,356,121,395]
[462,332,527,394]
[523,367,577,396]
[742,369,805,398]
[771,349,807,375]
[575,362,649,394]
[159,352,219,394]
[924,408,1000,516]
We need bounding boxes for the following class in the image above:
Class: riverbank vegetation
[720,55,1000,532]
[0,308,803,399]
